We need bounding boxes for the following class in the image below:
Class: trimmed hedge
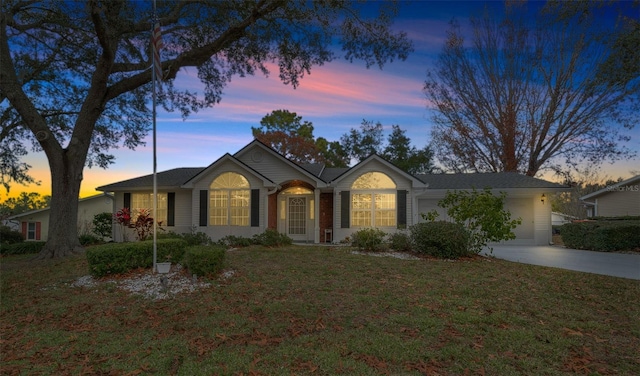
[561,221,640,252]
[410,221,470,259]
[0,241,46,255]
[86,238,188,277]
[183,245,226,277]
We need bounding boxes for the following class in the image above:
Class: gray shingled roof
[97,167,566,192]
[415,172,567,190]
[320,167,350,182]
[96,168,204,191]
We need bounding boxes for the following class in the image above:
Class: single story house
[580,175,640,217]
[6,193,114,241]
[97,140,568,246]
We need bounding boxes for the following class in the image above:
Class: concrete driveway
[481,244,640,280]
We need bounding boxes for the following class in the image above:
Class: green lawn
[1,246,639,375]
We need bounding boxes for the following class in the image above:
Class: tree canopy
[0,0,412,258]
[424,1,639,177]
[340,120,435,174]
[0,192,50,218]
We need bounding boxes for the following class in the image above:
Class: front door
[288,197,306,241]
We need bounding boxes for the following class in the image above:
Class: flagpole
[152,0,158,273]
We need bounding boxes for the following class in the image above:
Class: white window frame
[209,172,250,226]
[351,172,397,228]
[131,193,168,224]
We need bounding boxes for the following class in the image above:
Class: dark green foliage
[410,221,470,259]
[591,216,640,221]
[252,228,292,247]
[387,231,412,252]
[92,212,113,239]
[183,245,226,278]
[0,225,24,245]
[0,241,45,255]
[158,230,213,246]
[86,239,187,277]
[433,188,521,254]
[561,221,640,252]
[79,234,102,246]
[179,231,213,246]
[156,231,184,240]
[351,228,387,252]
[218,235,252,248]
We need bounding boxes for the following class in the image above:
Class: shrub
[157,228,212,246]
[410,221,470,259]
[156,231,184,240]
[1,225,24,245]
[561,221,640,252]
[79,234,102,246]
[218,235,252,248]
[86,238,187,277]
[430,188,521,254]
[387,230,412,252]
[183,245,226,277]
[92,212,113,239]
[0,241,45,255]
[351,228,387,252]
[180,231,213,246]
[252,228,292,247]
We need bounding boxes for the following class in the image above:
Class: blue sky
[11,1,640,199]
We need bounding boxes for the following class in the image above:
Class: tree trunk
[35,152,84,259]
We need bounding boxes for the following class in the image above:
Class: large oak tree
[0,0,412,258]
[424,1,639,176]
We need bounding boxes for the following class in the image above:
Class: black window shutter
[199,190,208,226]
[250,189,260,227]
[167,192,175,226]
[123,192,131,210]
[341,191,350,228]
[397,190,407,228]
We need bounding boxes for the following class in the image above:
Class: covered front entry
[278,186,315,242]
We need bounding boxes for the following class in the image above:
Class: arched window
[351,172,396,227]
[210,172,250,226]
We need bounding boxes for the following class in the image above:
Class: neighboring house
[97,140,568,246]
[551,212,576,226]
[580,175,640,218]
[7,193,114,241]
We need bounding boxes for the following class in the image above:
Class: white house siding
[533,195,552,245]
[505,198,534,243]
[171,190,193,235]
[236,145,315,186]
[594,186,640,217]
[416,197,451,222]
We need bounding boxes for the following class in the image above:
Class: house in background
[97,140,568,246]
[7,193,114,241]
[580,175,640,218]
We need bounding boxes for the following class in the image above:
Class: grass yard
[1,246,639,375]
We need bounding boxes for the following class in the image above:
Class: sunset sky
[5,1,639,201]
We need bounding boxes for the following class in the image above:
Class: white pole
[152,0,158,273]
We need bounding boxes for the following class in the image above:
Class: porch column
[314,188,320,243]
